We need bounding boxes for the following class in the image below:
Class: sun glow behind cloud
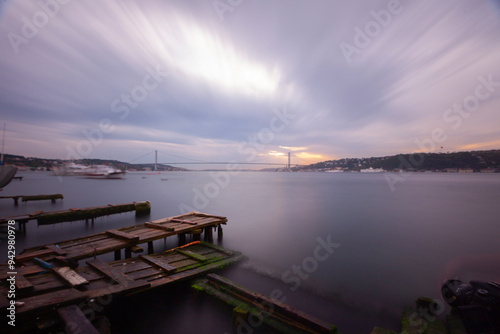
[123,9,282,99]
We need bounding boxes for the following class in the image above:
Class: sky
[1,0,500,168]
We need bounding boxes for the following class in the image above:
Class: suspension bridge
[128,150,296,170]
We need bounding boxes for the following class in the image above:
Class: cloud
[0,0,499,167]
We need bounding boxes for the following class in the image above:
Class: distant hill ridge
[294,150,500,172]
[2,154,188,171]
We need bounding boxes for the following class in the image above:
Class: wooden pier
[0,201,151,231]
[14,212,226,265]
[0,193,63,206]
[193,274,337,334]
[0,241,244,333]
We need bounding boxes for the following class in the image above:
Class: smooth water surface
[1,171,499,333]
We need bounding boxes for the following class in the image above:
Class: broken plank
[175,248,207,262]
[106,229,139,242]
[15,274,34,292]
[140,255,176,272]
[86,258,133,284]
[57,305,99,334]
[145,222,174,231]
[53,267,89,287]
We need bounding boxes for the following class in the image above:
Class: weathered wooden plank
[140,255,176,272]
[57,305,99,334]
[45,244,67,255]
[175,249,207,262]
[144,222,174,231]
[15,274,34,292]
[53,267,89,287]
[17,288,87,315]
[16,249,55,262]
[86,258,133,284]
[106,229,139,242]
[87,280,151,299]
[170,218,197,225]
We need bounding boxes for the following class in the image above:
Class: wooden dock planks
[15,212,227,264]
[0,242,243,332]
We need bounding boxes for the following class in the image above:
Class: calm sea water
[1,171,499,333]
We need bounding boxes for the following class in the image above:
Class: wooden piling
[204,226,213,242]
[191,229,202,241]
[218,225,223,239]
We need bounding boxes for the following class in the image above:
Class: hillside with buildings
[294,150,500,173]
[2,154,187,172]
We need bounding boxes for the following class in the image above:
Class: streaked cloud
[0,0,499,168]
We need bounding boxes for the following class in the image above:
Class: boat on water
[52,162,90,176]
[84,165,126,179]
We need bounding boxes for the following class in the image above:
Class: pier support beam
[204,226,213,242]
[178,233,186,246]
[192,229,202,242]
[125,247,132,259]
[147,241,154,255]
[218,225,223,240]
[114,250,121,261]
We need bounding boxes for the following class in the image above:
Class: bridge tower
[154,150,158,171]
[287,152,291,171]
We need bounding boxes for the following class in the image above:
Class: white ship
[84,165,125,179]
[360,167,385,173]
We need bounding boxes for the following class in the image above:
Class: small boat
[84,165,126,179]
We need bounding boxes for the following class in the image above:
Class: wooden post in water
[125,247,132,259]
[178,233,186,246]
[192,229,202,242]
[218,225,223,240]
[114,250,121,261]
[147,241,154,254]
[204,226,213,242]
